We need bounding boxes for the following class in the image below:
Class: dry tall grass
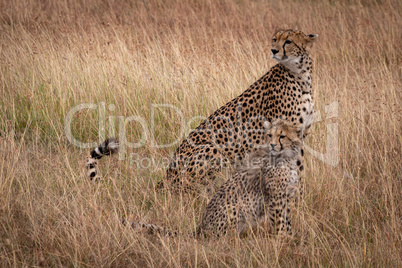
[0,0,401,266]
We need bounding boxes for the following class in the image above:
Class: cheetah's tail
[86,138,119,183]
[122,219,179,237]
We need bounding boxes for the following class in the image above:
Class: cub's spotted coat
[124,119,303,237]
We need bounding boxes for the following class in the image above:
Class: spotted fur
[125,120,303,237]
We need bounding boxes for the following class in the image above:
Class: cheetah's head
[263,119,304,158]
[271,29,318,70]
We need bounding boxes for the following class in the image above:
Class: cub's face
[263,119,303,155]
[270,29,317,64]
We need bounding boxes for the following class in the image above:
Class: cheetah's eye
[267,134,272,138]
[272,38,277,42]
[284,40,292,45]
[280,135,286,139]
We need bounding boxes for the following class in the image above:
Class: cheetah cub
[126,119,304,237]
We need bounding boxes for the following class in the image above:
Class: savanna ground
[0,0,401,267]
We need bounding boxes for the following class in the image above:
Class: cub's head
[270,29,318,67]
[263,119,304,157]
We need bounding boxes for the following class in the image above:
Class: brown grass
[0,0,401,266]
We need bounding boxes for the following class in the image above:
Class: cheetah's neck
[246,145,300,172]
[280,54,313,90]
[266,148,300,171]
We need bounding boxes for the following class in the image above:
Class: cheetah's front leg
[270,194,293,236]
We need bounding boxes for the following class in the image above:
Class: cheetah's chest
[262,75,314,128]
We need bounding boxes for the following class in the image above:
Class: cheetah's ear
[263,121,271,130]
[305,34,318,43]
[295,125,305,139]
[271,118,281,126]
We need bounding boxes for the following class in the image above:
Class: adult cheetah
[124,119,304,237]
[157,29,316,192]
[86,29,317,194]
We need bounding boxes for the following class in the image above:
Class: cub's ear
[295,125,305,138]
[271,118,281,126]
[305,33,318,43]
[263,121,271,130]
